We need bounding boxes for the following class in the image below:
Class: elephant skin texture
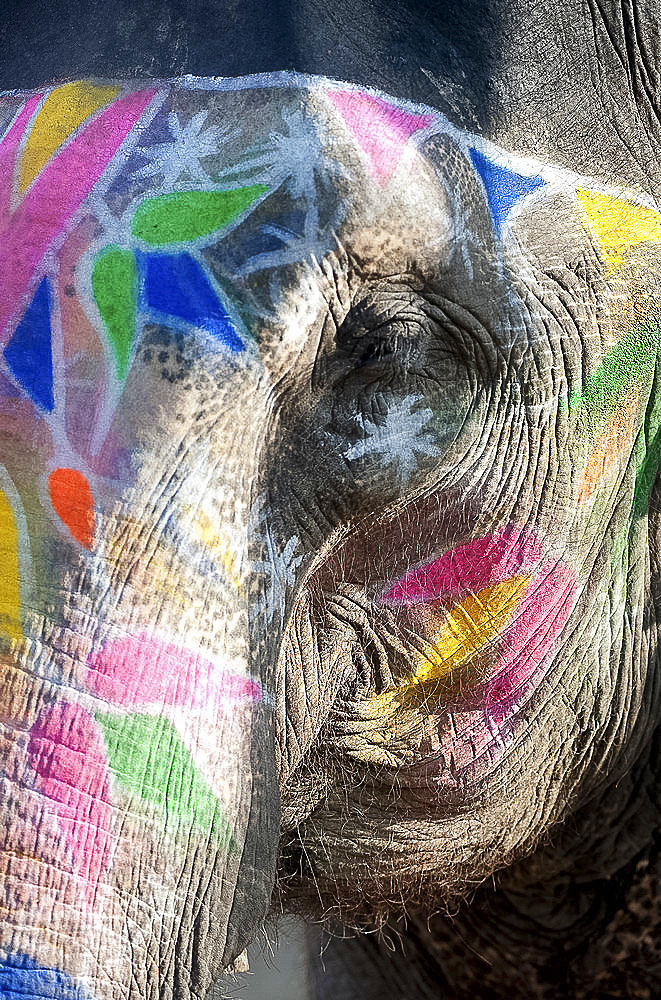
[0,45,660,1000]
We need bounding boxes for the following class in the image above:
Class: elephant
[1,2,661,999]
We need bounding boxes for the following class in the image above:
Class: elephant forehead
[0,72,660,590]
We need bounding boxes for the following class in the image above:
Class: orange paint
[578,393,638,504]
[48,467,95,548]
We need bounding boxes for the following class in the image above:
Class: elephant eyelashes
[342,328,416,367]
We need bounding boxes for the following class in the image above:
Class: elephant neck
[407,728,661,999]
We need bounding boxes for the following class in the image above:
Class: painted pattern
[0,72,660,993]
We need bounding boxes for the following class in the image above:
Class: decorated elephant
[1,2,660,998]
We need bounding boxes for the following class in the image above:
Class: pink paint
[86,632,263,713]
[28,702,113,905]
[0,95,43,216]
[327,89,434,185]
[383,527,577,719]
[382,527,545,605]
[0,88,157,341]
[481,558,576,718]
[427,555,577,786]
[433,563,576,779]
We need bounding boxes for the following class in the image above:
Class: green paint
[558,320,661,532]
[95,710,235,849]
[130,186,268,245]
[632,364,661,519]
[91,248,138,379]
[564,322,661,417]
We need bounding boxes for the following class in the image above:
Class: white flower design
[213,106,348,273]
[249,500,302,627]
[344,395,441,482]
[132,111,239,187]
[218,107,342,199]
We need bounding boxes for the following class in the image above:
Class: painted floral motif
[250,499,302,627]
[344,394,441,481]
[379,528,576,720]
[130,110,237,188]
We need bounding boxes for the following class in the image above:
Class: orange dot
[48,467,95,549]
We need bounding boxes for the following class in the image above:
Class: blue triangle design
[4,277,54,412]
[138,252,244,353]
[469,148,546,229]
[0,951,92,1000]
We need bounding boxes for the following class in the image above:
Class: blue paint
[139,252,244,352]
[140,109,175,145]
[468,148,546,228]
[3,277,54,412]
[0,953,92,1000]
[243,212,308,257]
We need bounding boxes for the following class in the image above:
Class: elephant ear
[464,127,661,523]
[562,192,661,523]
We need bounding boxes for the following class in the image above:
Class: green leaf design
[95,710,235,851]
[91,247,138,379]
[130,186,268,245]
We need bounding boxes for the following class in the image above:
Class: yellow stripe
[377,575,530,708]
[0,488,22,642]
[577,189,661,272]
[18,81,120,192]
[187,508,245,597]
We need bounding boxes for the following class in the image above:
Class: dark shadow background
[2,0,659,193]
[0,0,497,132]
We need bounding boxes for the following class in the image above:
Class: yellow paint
[0,489,22,642]
[578,392,638,504]
[18,82,120,192]
[378,575,530,705]
[187,507,244,597]
[576,189,661,272]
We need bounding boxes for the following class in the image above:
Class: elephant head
[0,75,660,998]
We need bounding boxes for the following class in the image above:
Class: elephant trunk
[0,449,281,997]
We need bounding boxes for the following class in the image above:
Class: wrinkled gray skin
[2,2,661,999]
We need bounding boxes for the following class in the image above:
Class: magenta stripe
[0,88,157,341]
[28,702,114,904]
[86,632,264,711]
[381,528,544,605]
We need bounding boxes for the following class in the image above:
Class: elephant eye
[335,291,427,369]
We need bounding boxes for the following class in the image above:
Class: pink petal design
[482,559,576,719]
[0,88,157,341]
[382,527,545,604]
[0,95,43,216]
[86,632,263,713]
[28,702,114,905]
[327,89,434,185]
[382,527,577,719]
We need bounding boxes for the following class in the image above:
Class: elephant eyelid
[335,301,429,351]
[334,321,426,373]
